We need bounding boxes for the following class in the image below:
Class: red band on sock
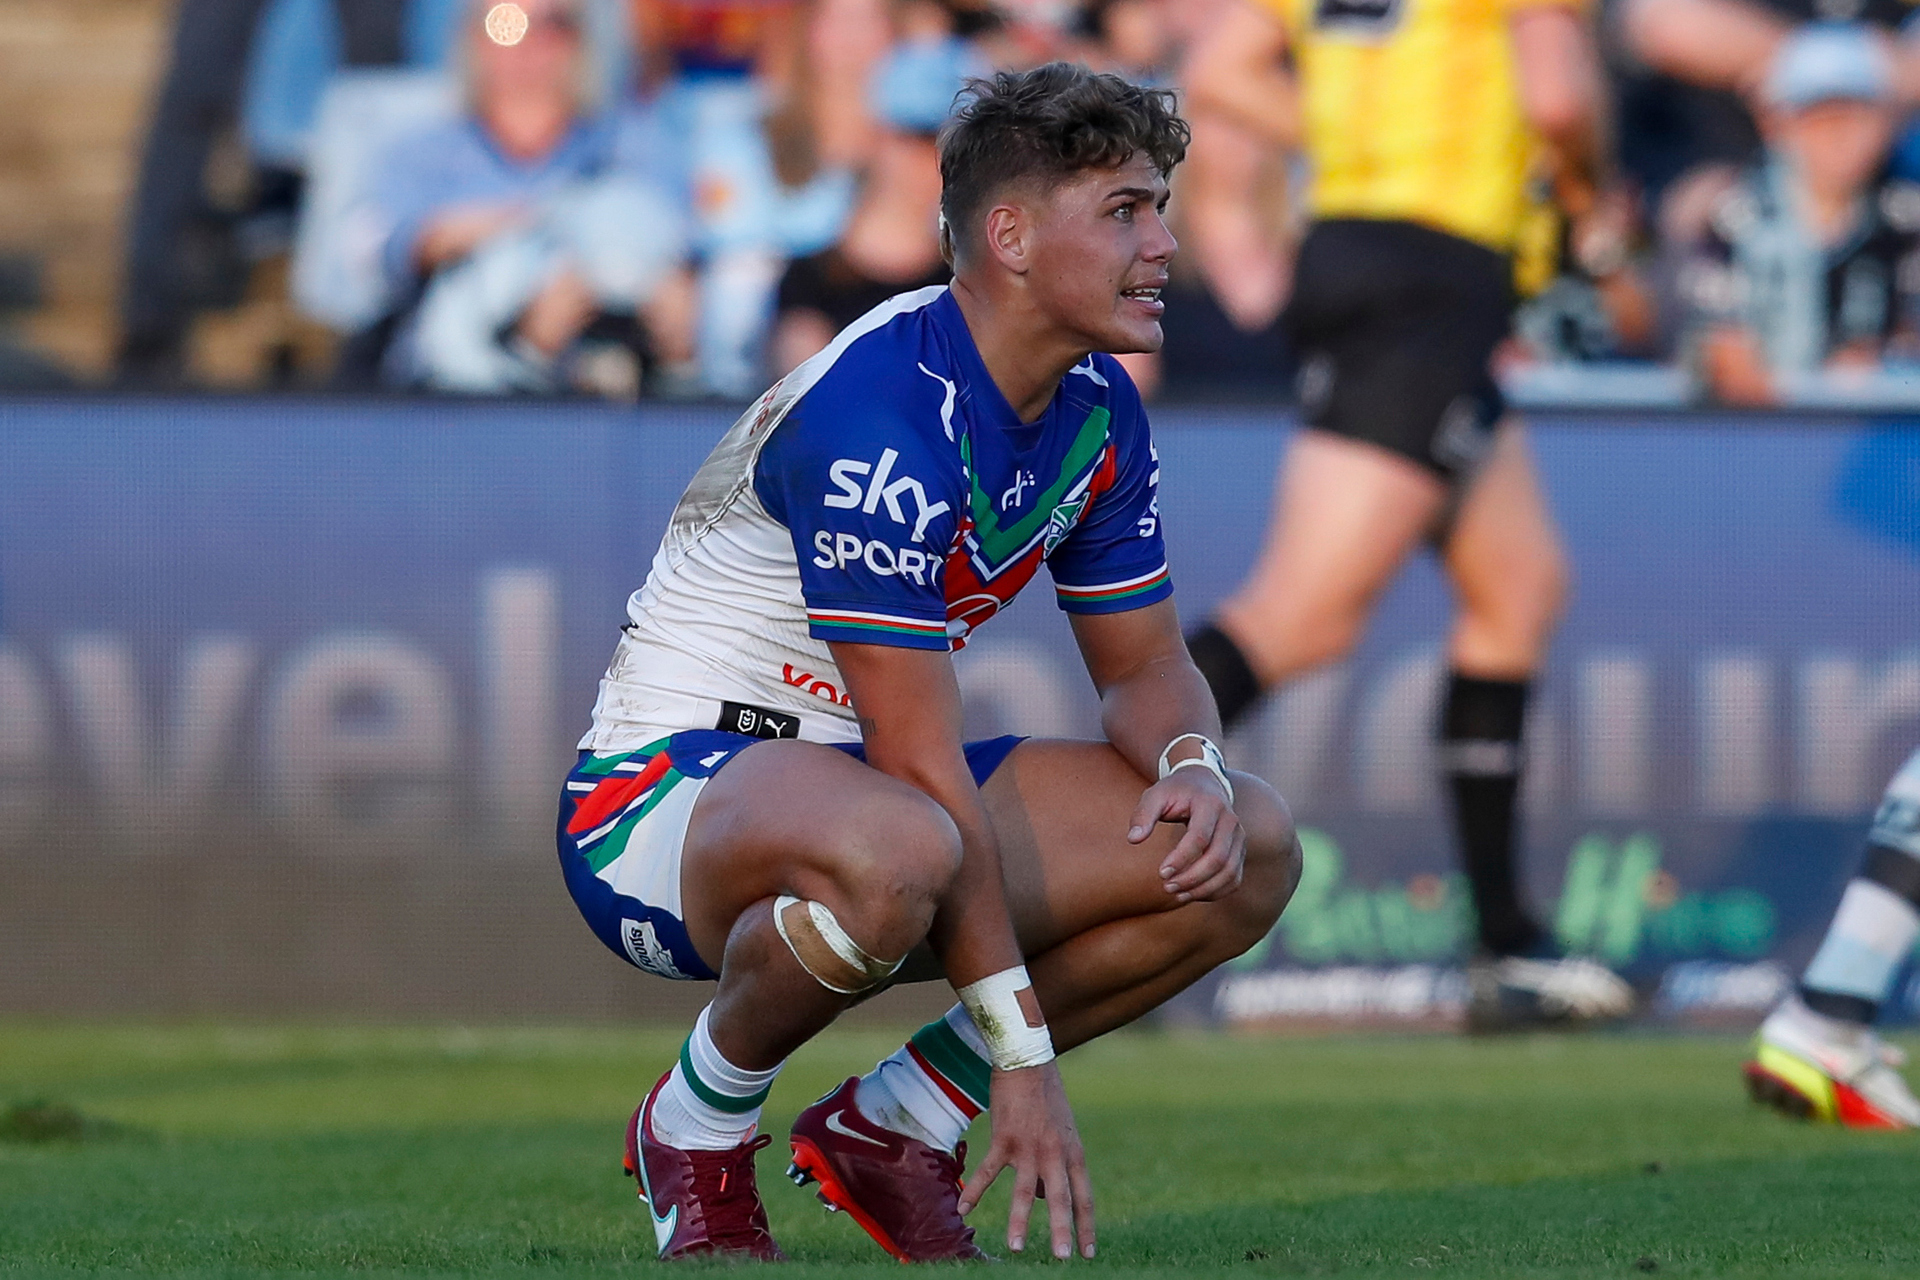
[907,1043,984,1118]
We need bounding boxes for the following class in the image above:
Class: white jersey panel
[581,288,951,750]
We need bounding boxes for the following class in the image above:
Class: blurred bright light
[484,3,529,46]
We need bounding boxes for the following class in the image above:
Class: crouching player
[1746,747,1920,1128]
[555,64,1299,1263]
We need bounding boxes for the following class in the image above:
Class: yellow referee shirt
[1259,0,1585,255]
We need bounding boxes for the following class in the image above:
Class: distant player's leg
[1437,422,1627,1027]
[1187,427,1448,726]
[1747,748,1920,1128]
[791,739,1297,1258]
[564,737,963,1260]
[1187,222,1461,729]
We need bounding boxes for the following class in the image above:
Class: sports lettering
[811,530,945,585]
[821,449,951,543]
[781,663,854,707]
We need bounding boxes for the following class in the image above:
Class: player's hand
[1128,768,1245,904]
[959,1062,1096,1259]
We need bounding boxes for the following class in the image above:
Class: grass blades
[1,1023,1916,1276]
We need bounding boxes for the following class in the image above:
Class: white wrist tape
[1158,733,1233,805]
[956,965,1054,1071]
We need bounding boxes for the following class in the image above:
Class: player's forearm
[1098,653,1226,787]
[1511,8,1611,206]
[925,811,1026,990]
[1183,3,1300,149]
[1185,75,1301,150]
[1621,0,1787,96]
[832,641,1027,987]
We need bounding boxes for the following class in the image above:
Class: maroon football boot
[786,1076,989,1262]
[621,1073,785,1261]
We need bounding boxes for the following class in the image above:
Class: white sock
[1801,879,1920,1018]
[647,1004,784,1151]
[854,1005,989,1153]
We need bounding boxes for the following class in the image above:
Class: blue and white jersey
[582,286,1173,749]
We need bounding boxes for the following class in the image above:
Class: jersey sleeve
[1045,366,1174,615]
[753,377,962,651]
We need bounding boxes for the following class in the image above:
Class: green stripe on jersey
[678,1038,773,1114]
[909,1017,992,1111]
[812,617,946,638]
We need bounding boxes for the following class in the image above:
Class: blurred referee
[1183,0,1636,1029]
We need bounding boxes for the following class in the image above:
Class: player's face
[1023,153,1176,356]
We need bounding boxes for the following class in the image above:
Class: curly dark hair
[938,62,1189,261]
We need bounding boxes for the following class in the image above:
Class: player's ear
[981,201,1032,275]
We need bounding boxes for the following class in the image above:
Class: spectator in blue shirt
[370,0,695,395]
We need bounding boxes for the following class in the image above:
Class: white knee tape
[772,895,902,995]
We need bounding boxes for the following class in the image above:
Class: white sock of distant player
[648,1004,783,1150]
[1794,748,1920,1031]
[1796,881,1920,1025]
[855,1004,991,1152]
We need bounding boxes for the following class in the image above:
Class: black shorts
[1284,218,1515,483]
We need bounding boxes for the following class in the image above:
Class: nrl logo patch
[622,918,691,980]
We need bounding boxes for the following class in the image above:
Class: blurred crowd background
[3,0,1920,407]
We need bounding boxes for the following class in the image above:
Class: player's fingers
[1043,1156,1074,1260]
[1067,1149,1098,1258]
[1126,786,1175,843]
[1005,1165,1039,1254]
[1187,858,1244,904]
[1174,820,1245,897]
[1156,811,1217,885]
[1164,813,1232,892]
[958,1145,1008,1216]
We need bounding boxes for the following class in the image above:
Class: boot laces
[688,1134,773,1247]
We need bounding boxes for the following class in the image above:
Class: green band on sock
[909,1016,992,1111]
[678,1038,772,1114]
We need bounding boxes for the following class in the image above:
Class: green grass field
[3,1022,1917,1278]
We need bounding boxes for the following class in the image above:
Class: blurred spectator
[1677,25,1920,404]
[117,0,408,387]
[1619,0,1920,217]
[767,32,974,374]
[1076,0,1175,82]
[1163,0,1298,400]
[362,0,695,396]
[0,256,74,392]
[635,0,806,396]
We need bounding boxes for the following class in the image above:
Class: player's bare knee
[878,789,965,900]
[1484,543,1570,639]
[772,895,904,995]
[1222,778,1298,951]
[831,791,961,948]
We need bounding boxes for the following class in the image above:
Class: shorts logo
[622,918,692,980]
[1432,394,1495,472]
[1298,354,1335,418]
[719,700,801,739]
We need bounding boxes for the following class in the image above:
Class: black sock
[1186,623,1263,732]
[1440,673,1544,957]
